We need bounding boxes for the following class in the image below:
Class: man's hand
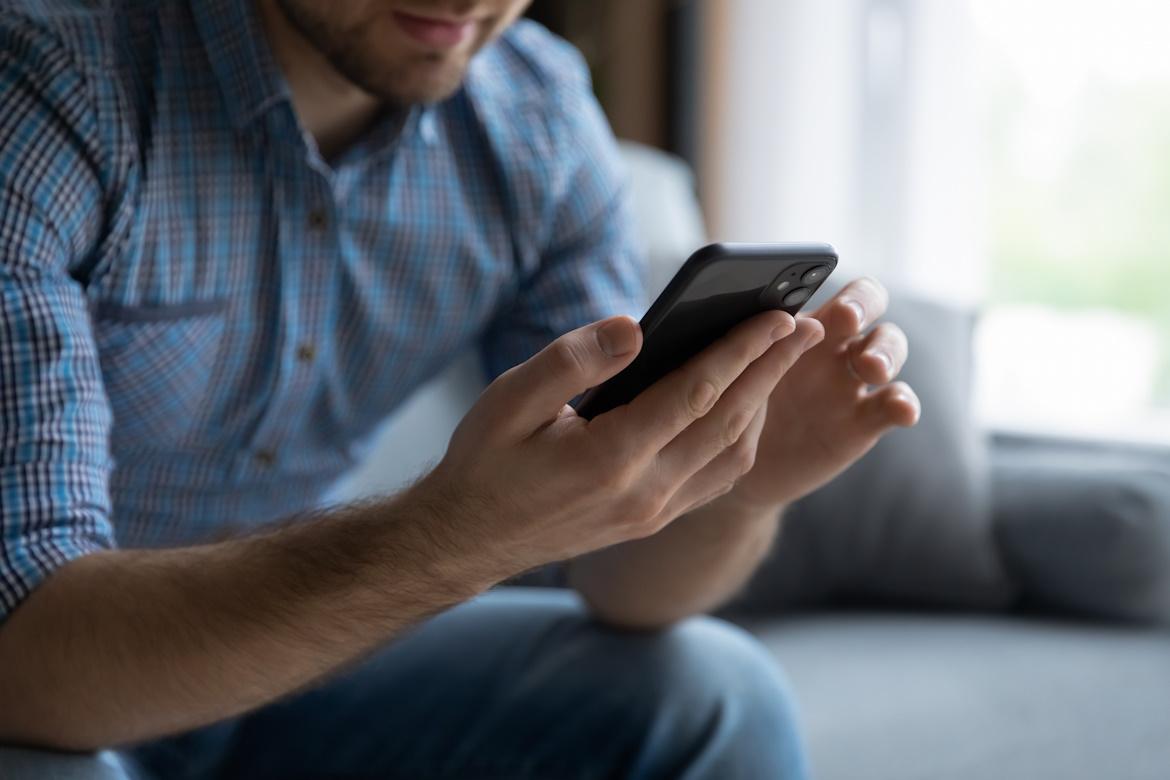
[418,308,822,580]
[562,277,920,629]
[719,277,921,514]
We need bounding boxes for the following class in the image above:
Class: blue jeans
[1,588,808,779]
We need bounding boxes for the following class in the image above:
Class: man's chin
[394,78,466,106]
[358,60,470,106]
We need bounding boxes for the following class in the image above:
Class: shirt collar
[191,0,290,130]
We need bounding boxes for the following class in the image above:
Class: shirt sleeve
[477,66,648,379]
[0,19,118,622]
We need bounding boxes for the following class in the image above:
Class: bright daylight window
[971,0,1170,442]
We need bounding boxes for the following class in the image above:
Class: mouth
[392,9,479,49]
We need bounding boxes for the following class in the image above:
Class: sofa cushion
[993,437,1170,623]
[730,292,1015,612]
[747,612,1170,780]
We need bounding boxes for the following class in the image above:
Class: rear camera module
[801,266,830,285]
[782,287,811,306]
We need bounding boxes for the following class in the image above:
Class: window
[972,0,1170,441]
[701,0,1168,443]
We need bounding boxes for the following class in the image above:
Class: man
[0,0,919,777]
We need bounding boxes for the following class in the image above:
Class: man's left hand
[717,277,921,515]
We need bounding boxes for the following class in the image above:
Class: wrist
[400,469,519,595]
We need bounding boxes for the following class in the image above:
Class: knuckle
[694,480,737,511]
[731,438,758,474]
[687,377,720,417]
[625,487,669,523]
[713,480,738,500]
[720,409,748,444]
[549,337,591,378]
[723,407,755,448]
[730,428,758,463]
[646,485,673,516]
[596,457,635,493]
[627,512,668,540]
[732,336,762,366]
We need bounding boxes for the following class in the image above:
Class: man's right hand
[418,309,823,580]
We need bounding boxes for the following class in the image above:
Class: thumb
[488,316,642,437]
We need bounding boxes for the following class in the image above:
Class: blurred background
[527,0,1170,445]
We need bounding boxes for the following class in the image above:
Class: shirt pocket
[92,300,228,449]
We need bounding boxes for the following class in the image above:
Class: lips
[392,10,476,48]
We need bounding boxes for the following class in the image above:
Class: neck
[255,0,383,159]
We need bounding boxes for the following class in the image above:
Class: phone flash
[776,281,790,291]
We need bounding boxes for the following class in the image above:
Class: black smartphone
[573,242,837,420]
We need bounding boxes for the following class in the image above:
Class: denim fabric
[0,589,809,779]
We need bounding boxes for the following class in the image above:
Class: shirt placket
[244,141,337,477]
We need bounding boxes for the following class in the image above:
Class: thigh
[134,587,806,780]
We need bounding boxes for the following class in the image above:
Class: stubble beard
[275,0,471,106]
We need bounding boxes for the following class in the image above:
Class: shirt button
[307,208,328,231]
[295,342,316,363]
[254,449,276,467]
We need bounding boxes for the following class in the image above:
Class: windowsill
[982,417,1170,456]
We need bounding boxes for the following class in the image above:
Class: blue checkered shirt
[0,0,645,620]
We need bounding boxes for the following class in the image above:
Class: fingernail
[597,319,637,357]
[845,300,865,327]
[868,351,893,374]
[803,328,825,349]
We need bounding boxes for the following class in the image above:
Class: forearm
[567,498,783,629]
[0,484,497,751]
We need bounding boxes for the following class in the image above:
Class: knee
[0,746,135,780]
[594,616,809,778]
[650,617,804,738]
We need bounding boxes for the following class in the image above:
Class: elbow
[574,586,703,632]
[0,709,122,755]
[567,566,716,631]
[0,731,107,756]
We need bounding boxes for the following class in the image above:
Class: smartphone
[573,242,837,420]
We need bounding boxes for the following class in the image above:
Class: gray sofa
[332,144,1170,779]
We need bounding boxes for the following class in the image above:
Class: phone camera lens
[801,266,830,285]
[782,287,811,306]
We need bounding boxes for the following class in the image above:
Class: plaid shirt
[0,0,644,620]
